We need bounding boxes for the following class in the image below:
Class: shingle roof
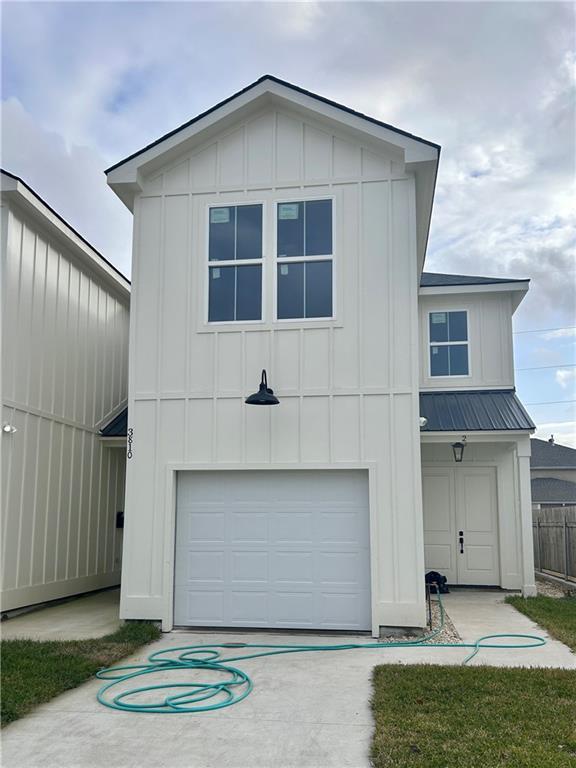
[530,438,576,469]
[420,272,528,287]
[100,408,128,437]
[531,477,576,504]
[419,390,535,432]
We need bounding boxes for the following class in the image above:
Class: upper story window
[276,199,333,320]
[429,311,469,376]
[208,204,263,322]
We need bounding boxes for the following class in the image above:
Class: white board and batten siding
[1,189,129,611]
[418,292,515,390]
[122,106,428,632]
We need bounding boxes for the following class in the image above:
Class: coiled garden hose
[96,593,546,714]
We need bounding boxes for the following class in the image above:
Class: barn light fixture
[451,438,467,463]
[245,369,279,406]
[2,423,17,434]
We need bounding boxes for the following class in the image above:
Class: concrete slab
[442,588,576,668]
[1,589,120,641]
[1,589,574,768]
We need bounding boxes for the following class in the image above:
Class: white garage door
[174,470,371,630]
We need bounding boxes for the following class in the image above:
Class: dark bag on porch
[425,570,449,594]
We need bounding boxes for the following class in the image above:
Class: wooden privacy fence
[533,506,576,582]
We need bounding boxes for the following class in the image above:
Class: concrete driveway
[2,590,574,768]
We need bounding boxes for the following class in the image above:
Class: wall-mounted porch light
[451,437,467,463]
[245,369,280,406]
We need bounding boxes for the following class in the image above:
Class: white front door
[422,466,500,585]
[173,470,371,630]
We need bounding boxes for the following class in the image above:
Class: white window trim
[428,309,471,378]
[273,196,336,323]
[205,201,266,325]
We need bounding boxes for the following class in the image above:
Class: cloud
[542,328,576,341]
[555,368,576,389]
[534,421,576,449]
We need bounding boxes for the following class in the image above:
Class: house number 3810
[127,428,134,459]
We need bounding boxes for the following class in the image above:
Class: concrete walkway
[1,589,574,768]
[1,589,120,640]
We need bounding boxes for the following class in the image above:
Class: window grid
[429,310,469,377]
[208,204,264,324]
[276,199,334,321]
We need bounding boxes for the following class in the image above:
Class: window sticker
[212,268,221,279]
[278,203,300,220]
[280,264,289,276]
[432,347,439,355]
[210,208,230,224]
[431,312,447,324]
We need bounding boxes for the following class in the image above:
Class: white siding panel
[216,399,243,462]
[271,397,299,463]
[332,396,360,462]
[1,200,128,612]
[219,127,245,186]
[217,333,243,396]
[301,396,330,462]
[165,160,190,192]
[247,114,274,185]
[391,180,413,389]
[276,113,302,182]
[186,399,213,462]
[160,195,188,393]
[304,124,332,180]
[302,329,330,392]
[190,145,217,189]
[360,181,389,388]
[334,137,361,179]
[274,330,300,393]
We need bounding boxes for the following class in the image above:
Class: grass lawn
[372,664,576,768]
[1,621,160,726]
[506,594,576,651]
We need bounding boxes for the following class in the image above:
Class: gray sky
[2,1,575,444]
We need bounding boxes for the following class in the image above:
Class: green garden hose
[96,593,546,714]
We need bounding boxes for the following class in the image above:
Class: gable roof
[420,272,529,288]
[531,477,576,505]
[531,438,576,469]
[105,74,440,175]
[100,407,128,438]
[419,390,535,432]
[1,169,130,299]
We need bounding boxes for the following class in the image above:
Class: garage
[174,470,371,630]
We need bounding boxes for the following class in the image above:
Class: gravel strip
[380,598,461,644]
[536,577,573,598]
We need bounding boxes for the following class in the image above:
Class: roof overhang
[106,76,440,269]
[1,170,130,302]
[419,280,530,312]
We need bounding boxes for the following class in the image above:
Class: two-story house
[106,76,536,635]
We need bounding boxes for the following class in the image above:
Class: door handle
[458,530,464,554]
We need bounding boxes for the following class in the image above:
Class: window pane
[236,205,262,261]
[277,262,304,319]
[209,266,235,321]
[430,345,449,376]
[305,200,332,256]
[429,312,448,342]
[305,261,332,318]
[209,207,236,261]
[277,202,304,257]
[448,311,467,342]
[236,265,262,321]
[449,344,469,375]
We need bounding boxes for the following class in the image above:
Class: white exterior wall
[122,107,427,631]
[1,200,129,611]
[418,292,515,390]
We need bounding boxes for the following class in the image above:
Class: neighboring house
[530,437,576,508]
[106,75,536,635]
[0,170,130,612]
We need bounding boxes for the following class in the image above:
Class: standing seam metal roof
[419,390,535,432]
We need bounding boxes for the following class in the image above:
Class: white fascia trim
[107,80,439,189]
[419,282,529,297]
[1,176,130,300]
[421,430,535,443]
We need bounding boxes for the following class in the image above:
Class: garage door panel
[174,470,371,630]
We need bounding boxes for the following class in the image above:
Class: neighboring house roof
[531,477,576,505]
[0,169,130,298]
[100,408,128,438]
[530,437,576,469]
[420,272,529,287]
[105,74,440,175]
[419,390,535,432]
